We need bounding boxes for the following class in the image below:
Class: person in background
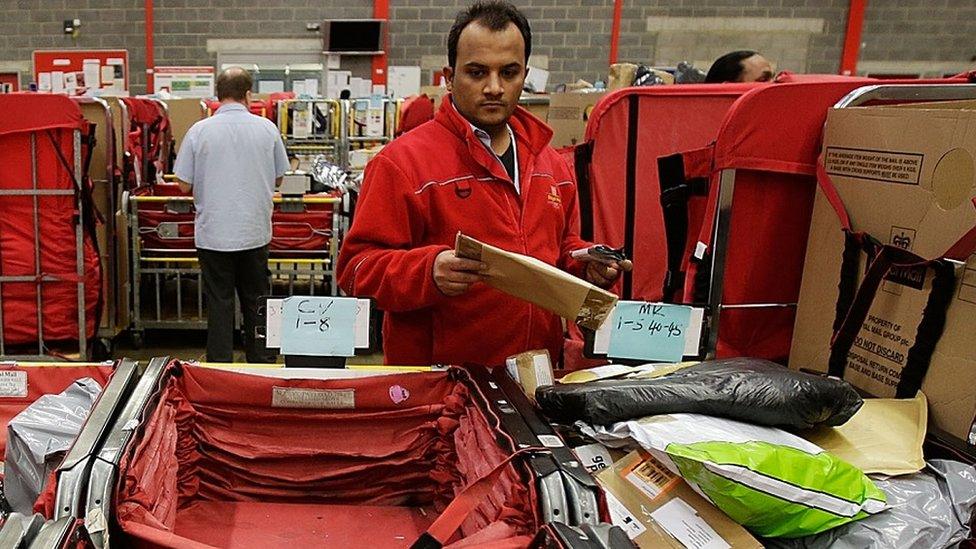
[705,50,775,83]
[337,1,629,367]
[174,67,289,363]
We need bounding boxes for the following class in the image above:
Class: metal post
[131,196,142,335]
[30,133,44,356]
[705,169,736,358]
[75,129,87,359]
[339,100,350,171]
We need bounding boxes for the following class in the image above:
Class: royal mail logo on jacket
[547,185,562,208]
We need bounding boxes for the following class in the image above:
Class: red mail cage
[0,93,103,359]
[27,360,629,549]
[661,75,976,363]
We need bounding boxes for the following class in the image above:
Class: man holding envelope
[337,1,629,366]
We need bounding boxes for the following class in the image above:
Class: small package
[504,349,553,402]
[455,233,617,330]
[587,414,887,538]
[4,378,101,514]
[596,449,762,548]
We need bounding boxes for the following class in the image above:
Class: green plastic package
[586,413,887,538]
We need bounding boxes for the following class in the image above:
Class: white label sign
[594,304,704,358]
[154,66,215,98]
[266,298,369,350]
[573,443,613,475]
[650,498,730,549]
[605,490,647,540]
[0,370,28,398]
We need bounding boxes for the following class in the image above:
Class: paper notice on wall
[38,72,52,92]
[63,72,78,94]
[650,498,730,549]
[304,78,319,96]
[83,59,100,91]
[100,65,114,86]
[51,71,64,93]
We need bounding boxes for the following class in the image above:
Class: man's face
[444,21,527,131]
[739,54,774,83]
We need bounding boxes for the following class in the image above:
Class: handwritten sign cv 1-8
[280,296,357,357]
[607,301,692,363]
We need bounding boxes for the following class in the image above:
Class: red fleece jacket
[337,95,591,366]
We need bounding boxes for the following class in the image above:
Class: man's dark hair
[216,67,253,101]
[705,50,757,83]
[448,1,532,69]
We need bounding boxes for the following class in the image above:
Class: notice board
[32,49,128,94]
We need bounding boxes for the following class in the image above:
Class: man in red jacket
[337,1,626,366]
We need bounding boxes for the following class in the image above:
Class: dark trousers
[197,245,272,363]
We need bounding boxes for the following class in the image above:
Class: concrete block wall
[0,1,974,95]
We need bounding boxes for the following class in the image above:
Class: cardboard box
[504,349,553,401]
[546,92,605,148]
[519,93,549,122]
[791,103,976,445]
[163,97,206,149]
[596,450,761,548]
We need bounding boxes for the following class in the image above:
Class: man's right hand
[433,250,487,296]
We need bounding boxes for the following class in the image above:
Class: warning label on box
[825,147,923,185]
[845,314,913,397]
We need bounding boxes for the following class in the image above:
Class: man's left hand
[584,260,632,289]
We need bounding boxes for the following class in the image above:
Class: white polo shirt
[173,102,289,251]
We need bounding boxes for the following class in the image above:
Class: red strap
[818,159,976,261]
[681,144,715,180]
[422,447,543,545]
[815,159,852,231]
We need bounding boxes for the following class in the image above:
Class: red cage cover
[0,93,102,348]
[133,183,337,255]
[121,97,170,189]
[678,77,926,361]
[579,83,757,302]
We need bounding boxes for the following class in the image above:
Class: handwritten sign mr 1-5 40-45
[606,301,692,363]
[280,296,358,357]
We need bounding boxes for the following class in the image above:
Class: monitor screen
[325,20,383,53]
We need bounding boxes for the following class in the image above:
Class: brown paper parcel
[802,393,927,476]
[455,233,617,330]
[790,103,976,445]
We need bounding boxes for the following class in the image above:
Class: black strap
[658,153,707,303]
[827,242,960,395]
[622,95,639,299]
[897,259,957,397]
[828,247,898,378]
[574,141,595,241]
[409,533,442,549]
[832,232,881,334]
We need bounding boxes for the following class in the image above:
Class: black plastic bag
[536,358,863,429]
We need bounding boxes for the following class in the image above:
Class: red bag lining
[115,365,536,548]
